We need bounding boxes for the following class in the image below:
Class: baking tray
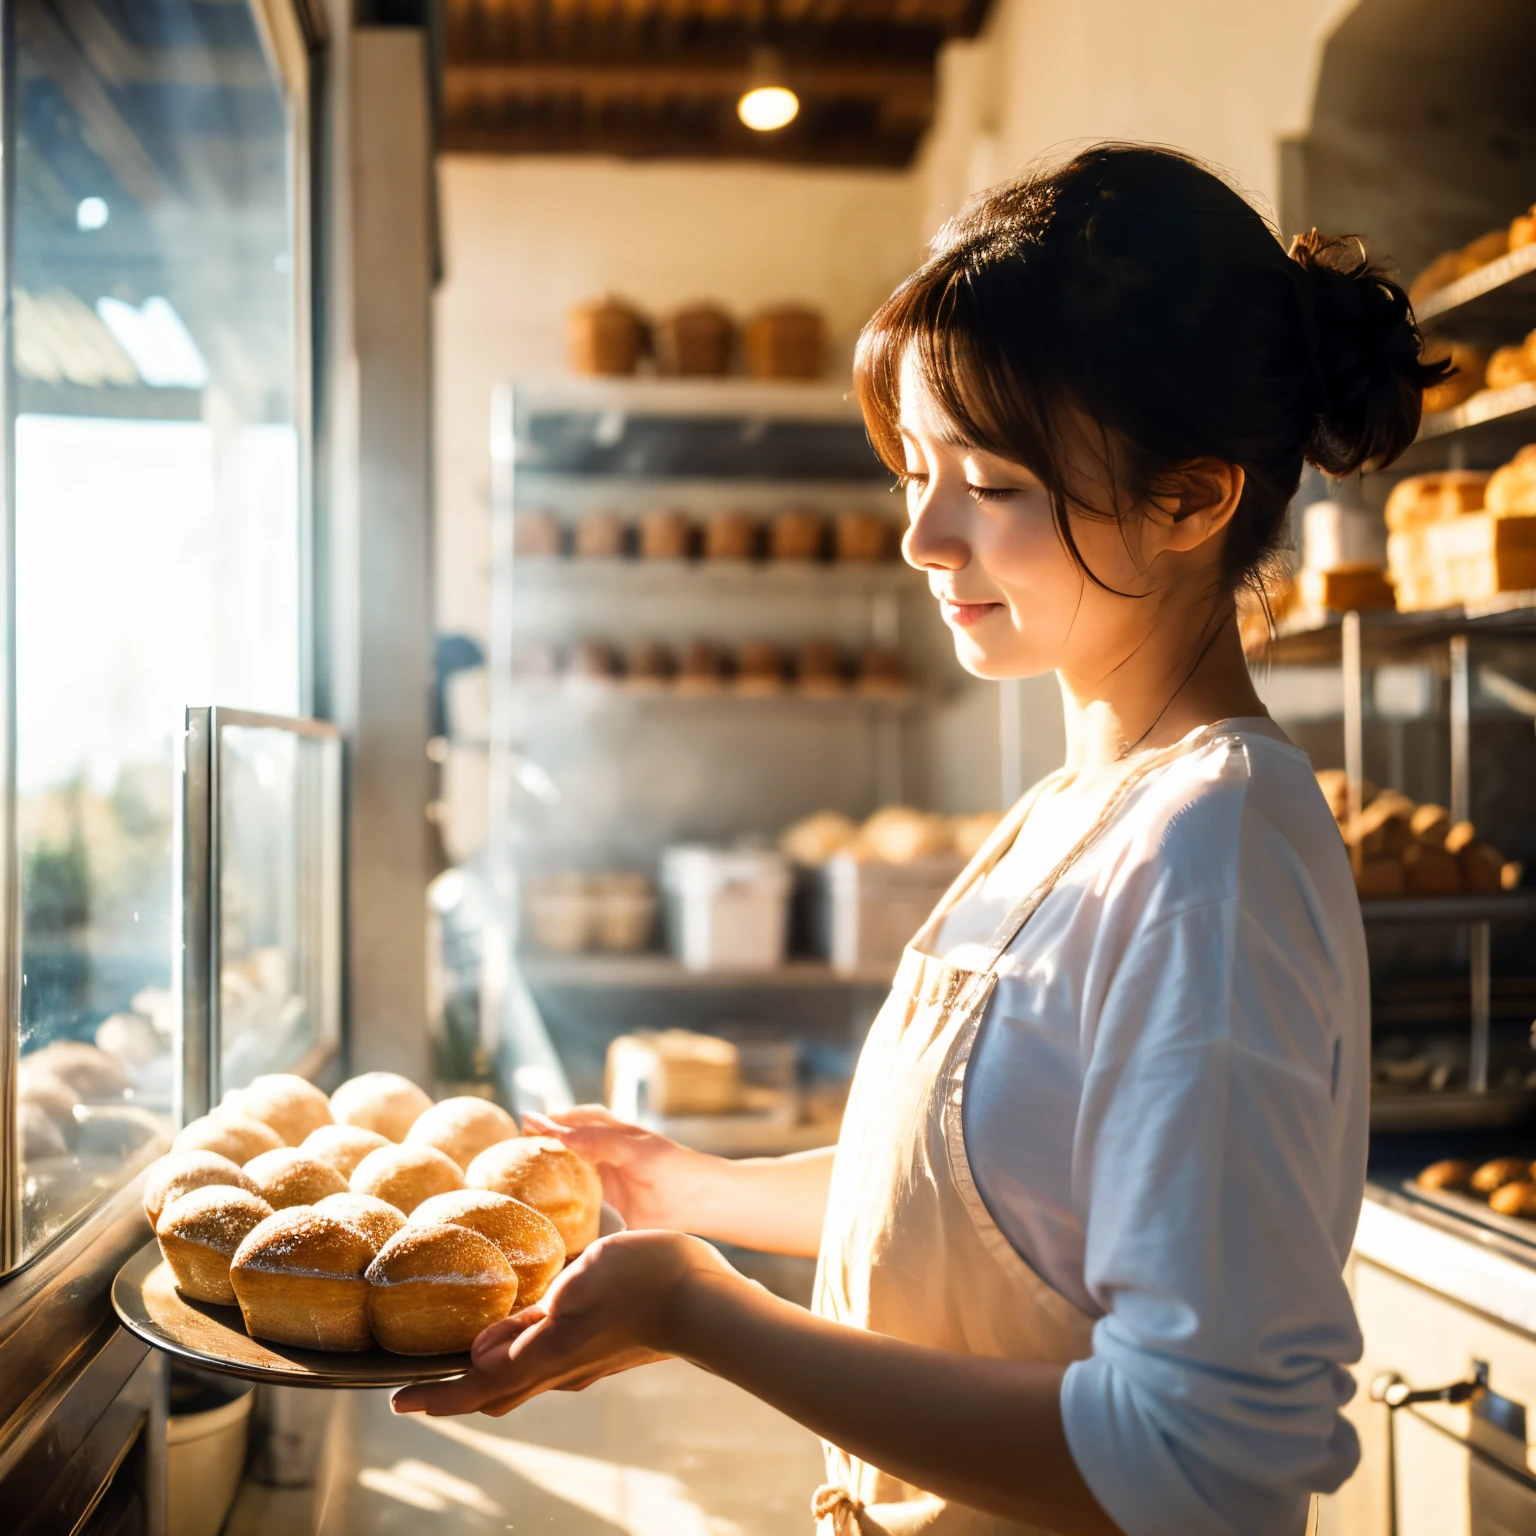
[112,1202,625,1389]
[1400,1179,1536,1249]
[1370,1086,1536,1133]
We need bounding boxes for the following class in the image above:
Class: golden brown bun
[329,1072,434,1142]
[26,1040,127,1097]
[145,1151,262,1230]
[366,1224,518,1355]
[405,1098,521,1172]
[1491,1182,1536,1219]
[229,1075,333,1146]
[1471,1156,1531,1195]
[229,1208,376,1351]
[314,1192,408,1255]
[173,1113,284,1165]
[409,1190,565,1306]
[465,1137,602,1256]
[1416,1158,1475,1193]
[243,1148,349,1210]
[350,1143,464,1214]
[301,1123,392,1180]
[157,1186,275,1305]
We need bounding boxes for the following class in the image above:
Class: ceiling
[440,0,994,167]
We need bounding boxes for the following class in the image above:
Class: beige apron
[809,735,1319,1536]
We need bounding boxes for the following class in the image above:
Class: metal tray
[111,1203,626,1389]
[111,1242,472,1388]
[1370,1086,1536,1134]
[1402,1180,1536,1250]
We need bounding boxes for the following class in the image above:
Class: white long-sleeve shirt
[935,719,1368,1536]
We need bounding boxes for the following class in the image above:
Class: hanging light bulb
[738,47,799,132]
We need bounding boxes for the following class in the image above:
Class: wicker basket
[568,296,648,376]
[744,305,824,379]
[655,304,735,376]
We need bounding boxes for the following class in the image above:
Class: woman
[395,145,1442,1535]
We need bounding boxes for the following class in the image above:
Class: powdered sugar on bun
[314,1192,407,1255]
[173,1113,283,1165]
[243,1148,349,1210]
[329,1072,434,1142]
[145,1150,260,1230]
[405,1097,520,1171]
[301,1123,391,1179]
[350,1143,464,1214]
[233,1074,334,1146]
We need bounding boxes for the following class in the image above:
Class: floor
[224,1356,826,1536]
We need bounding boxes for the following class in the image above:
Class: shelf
[1361,893,1536,925]
[501,376,867,421]
[510,558,918,597]
[508,682,921,711]
[517,953,895,989]
[1262,597,1536,664]
[1414,243,1536,332]
[1395,381,1536,470]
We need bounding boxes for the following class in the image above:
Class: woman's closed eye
[967,484,1026,503]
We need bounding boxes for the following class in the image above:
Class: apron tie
[812,1483,865,1534]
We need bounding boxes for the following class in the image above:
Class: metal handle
[1372,1359,1487,1410]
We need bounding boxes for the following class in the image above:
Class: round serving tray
[111,1242,472,1388]
[111,1203,625,1389]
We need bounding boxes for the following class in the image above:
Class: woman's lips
[939,598,1004,628]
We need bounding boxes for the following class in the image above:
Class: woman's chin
[952,635,1056,682]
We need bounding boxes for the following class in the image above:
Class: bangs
[853,249,1061,489]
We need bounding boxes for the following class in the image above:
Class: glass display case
[3,0,315,1272]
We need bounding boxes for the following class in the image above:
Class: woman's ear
[1153,459,1245,553]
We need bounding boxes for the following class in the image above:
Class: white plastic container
[166,1381,254,1536]
[824,852,965,976]
[660,846,791,971]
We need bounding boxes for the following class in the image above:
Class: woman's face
[896,352,1229,683]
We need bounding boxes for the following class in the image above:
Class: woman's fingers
[471,1307,546,1363]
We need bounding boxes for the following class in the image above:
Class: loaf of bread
[638,509,692,560]
[301,1123,392,1180]
[1512,205,1536,251]
[405,1098,521,1172]
[350,1143,465,1215]
[1471,1156,1531,1195]
[607,1031,740,1116]
[314,1192,407,1255]
[1485,345,1536,393]
[366,1224,519,1355]
[1416,1158,1475,1193]
[229,1208,376,1351]
[734,640,785,695]
[466,1137,603,1256]
[779,810,858,865]
[158,1186,275,1305]
[770,510,824,562]
[1491,1183,1536,1219]
[173,1113,283,1165]
[574,510,627,560]
[409,1190,565,1307]
[329,1072,434,1143]
[1295,566,1396,612]
[230,1075,333,1146]
[145,1151,262,1230]
[1401,841,1461,896]
[243,1148,349,1211]
[704,512,757,561]
[1421,340,1488,414]
[834,511,890,563]
[1383,471,1489,531]
[1485,444,1536,516]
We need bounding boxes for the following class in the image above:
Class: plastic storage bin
[661,846,791,971]
[166,1371,255,1536]
[823,852,965,975]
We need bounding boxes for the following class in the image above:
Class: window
[10,0,309,1261]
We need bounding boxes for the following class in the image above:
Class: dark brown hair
[855,143,1449,593]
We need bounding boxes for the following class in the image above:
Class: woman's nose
[902,492,970,573]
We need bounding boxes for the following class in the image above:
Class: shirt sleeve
[1058,894,1363,1536]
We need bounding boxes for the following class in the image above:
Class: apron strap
[976,724,1230,971]
[812,1483,865,1536]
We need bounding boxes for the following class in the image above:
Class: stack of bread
[1291,501,1395,614]
[1418,1156,1536,1221]
[1314,769,1523,898]
[605,1030,742,1116]
[1420,329,1536,420]
[1385,453,1536,611]
[145,1072,602,1355]
[780,805,1002,867]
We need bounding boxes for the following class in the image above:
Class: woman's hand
[390,1229,738,1418]
[522,1106,707,1229]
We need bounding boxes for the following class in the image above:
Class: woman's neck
[1055,600,1267,777]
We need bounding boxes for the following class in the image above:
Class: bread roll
[1402,841,1461,896]
[157,1186,275,1305]
[703,512,758,561]
[231,1074,333,1146]
[22,1102,67,1159]
[350,1143,464,1214]
[230,1208,376,1351]
[244,1148,349,1210]
[1416,1158,1475,1193]
[466,1137,602,1256]
[26,1040,127,1098]
[1409,803,1451,845]
[405,1098,521,1172]
[366,1224,518,1355]
[1491,1182,1536,1220]
[1471,1156,1530,1195]
[302,1123,392,1180]
[1485,345,1536,392]
[314,1192,407,1255]
[329,1072,434,1142]
[1486,444,1536,517]
[145,1151,261,1230]
[19,1068,78,1144]
[410,1190,565,1306]
[173,1113,283,1165]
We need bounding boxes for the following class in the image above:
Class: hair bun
[1289,230,1449,476]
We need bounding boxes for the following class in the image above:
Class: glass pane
[216,723,342,1093]
[11,1,304,1259]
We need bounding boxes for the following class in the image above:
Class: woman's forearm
[669,1146,834,1257]
[669,1267,1121,1535]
